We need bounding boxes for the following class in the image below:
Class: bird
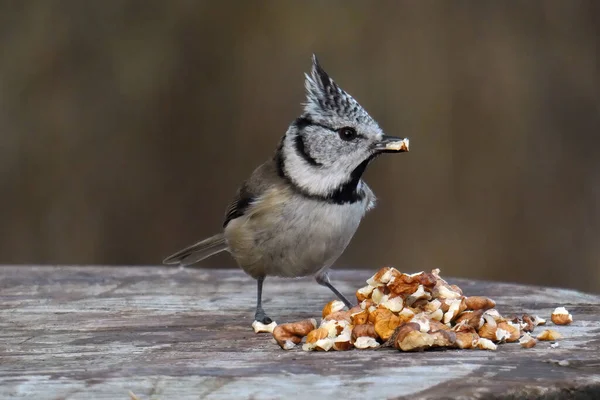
[163,55,409,324]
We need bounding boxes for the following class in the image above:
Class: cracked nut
[322,300,346,318]
[497,321,521,342]
[380,295,404,312]
[333,330,353,351]
[272,319,317,350]
[368,307,393,325]
[356,284,375,302]
[516,314,535,333]
[429,319,451,332]
[351,309,369,326]
[477,321,498,341]
[302,327,334,351]
[443,298,467,324]
[406,284,432,306]
[465,296,496,311]
[551,307,573,325]
[366,266,394,286]
[354,336,380,349]
[537,329,562,341]
[396,307,416,324]
[252,320,278,334]
[319,319,348,337]
[410,313,431,333]
[374,313,401,341]
[455,310,484,330]
[393,322,435,351]
[519,333,537,348]
[430,329,457,348]
[532,315,546,326]
[352,324,378,342]
[323,310,352,324]
[454,329,480,349]
[475,338,497,351]
[387,274,421,298]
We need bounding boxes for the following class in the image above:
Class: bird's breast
[225,185,372,278]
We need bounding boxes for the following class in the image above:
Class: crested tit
[164,55,409,324]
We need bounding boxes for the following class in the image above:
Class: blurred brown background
[0,1,598,292]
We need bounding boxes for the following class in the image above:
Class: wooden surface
[1,266,599,400]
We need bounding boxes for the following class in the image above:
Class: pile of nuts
[255,267,573,352]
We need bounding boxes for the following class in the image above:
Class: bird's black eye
[338,127,357,141]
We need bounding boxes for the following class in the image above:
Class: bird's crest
[303,55,375,125]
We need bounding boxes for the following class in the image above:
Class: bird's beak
[373,136,409,153]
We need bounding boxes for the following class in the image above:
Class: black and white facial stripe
[276,117,374,205]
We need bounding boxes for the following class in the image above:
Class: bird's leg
[254,276,272,324]
[315,271,354,309]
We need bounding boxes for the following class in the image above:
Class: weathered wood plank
[1,266,599,399]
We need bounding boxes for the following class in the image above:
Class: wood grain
[1,266,599,399]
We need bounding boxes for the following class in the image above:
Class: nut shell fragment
[351,324,378,341]
[333,331,353,351]
[323,310,352,324]
[497,321,520,342]
[252,320,278,334]
[551,307,573,325]
[354,336,380,349]
[393,322,435,351]
[517,314,536,333]
[351,309,369,326]
[455,310,484,330]
[322,300,346,318]
[477,322,498,341]
[306,327,329,343]
[465,296,496,311]
[406,285,432,306]
[397,308,416,324]
[272,319,317,350]
[375,313,401,341]
[443,298,466,324]
[519,333,537,348]
[356,285,375,302]
[303,327,334,351]
[368,307,393,325]
[430,330,457,348]
[475,338,498,351]
[366,267,394,286]
[537,329,562,341]
[381,296,404,312]
[455,330,480,349]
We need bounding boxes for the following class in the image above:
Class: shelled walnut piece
[269,267,567,352]
[551,307,573,325]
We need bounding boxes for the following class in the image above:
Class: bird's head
[278,55,409,203]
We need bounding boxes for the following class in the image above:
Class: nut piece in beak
[375,136,410,153]
[385,138,409,152]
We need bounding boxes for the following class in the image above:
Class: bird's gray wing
[222,159,281,228]
[223,183,255,228]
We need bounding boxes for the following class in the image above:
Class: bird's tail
[163,233,228,267]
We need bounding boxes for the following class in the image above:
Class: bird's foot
[254,310,273,325]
